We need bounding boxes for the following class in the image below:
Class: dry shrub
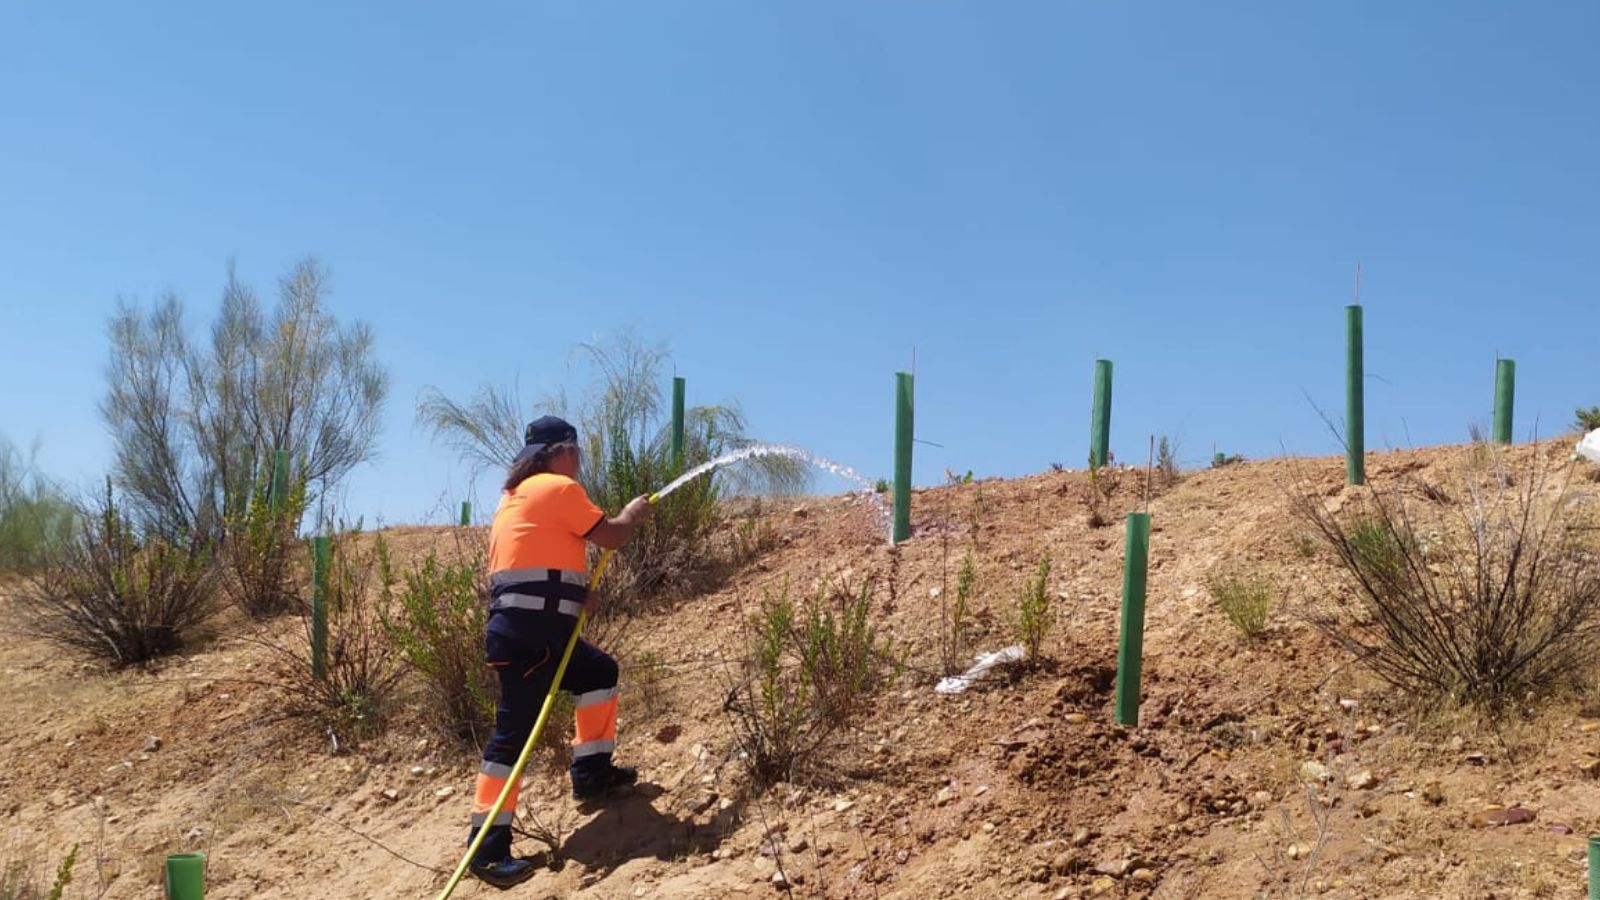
[1296,453,1600,711]
[20,483,218,666]
[1083,463,1117,528]
[1157,435,1181,486]
[261,527,405,746]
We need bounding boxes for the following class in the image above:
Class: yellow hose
[436,494,656,900]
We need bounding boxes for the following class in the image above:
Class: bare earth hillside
[5,442,1600,899]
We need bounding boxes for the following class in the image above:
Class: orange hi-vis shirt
[487,474,605,613]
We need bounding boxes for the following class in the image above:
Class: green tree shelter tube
[1090,360,1113,469]
[1590,835,1600,900]
[460,501,471,527]
[1493,359,1516,445]
[1114,512,1151,726]
[670,377,687,471]
[893,372,914,544]
[1346,306,1365,485]
[312,536,330,681]
[166,852,204,900]
[270,449,290,508]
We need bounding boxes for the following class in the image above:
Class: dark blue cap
[514,415,578,464]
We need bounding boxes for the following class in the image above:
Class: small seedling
[940,552,977,675]
[1157,436,1180,485]
[1015,554,1054,664]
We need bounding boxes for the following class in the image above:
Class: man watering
[466,415,653,888]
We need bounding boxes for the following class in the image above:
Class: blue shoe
[470,857,538,889]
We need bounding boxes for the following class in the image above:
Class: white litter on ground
[935,645,1025,694]
[1576,429,1600,465]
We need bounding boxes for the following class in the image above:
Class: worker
[467,415,654,889]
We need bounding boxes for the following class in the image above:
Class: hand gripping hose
[437,495,655,900]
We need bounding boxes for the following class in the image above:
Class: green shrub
[800,577,902,722]
[731,585,813,785]
[723,577,898,786]
[379,542,498,746]
[101,260,388,545]
[1207,573,1273,639]
[223,465,307,619]
[21,482,218,666]
[1015,554,1054,664]
[0,438,75,575]
[1575,406,1600,433]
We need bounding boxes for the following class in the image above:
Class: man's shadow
[551,783,746,876]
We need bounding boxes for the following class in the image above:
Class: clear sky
[2,2,1596,525]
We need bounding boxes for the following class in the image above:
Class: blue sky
[2,2,1596,525]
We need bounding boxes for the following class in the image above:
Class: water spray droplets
[652,443,893,543]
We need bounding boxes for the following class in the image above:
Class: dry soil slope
[2,442,1598,899]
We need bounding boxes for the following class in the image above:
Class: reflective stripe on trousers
[491,592,584,617]
[489,567,586,591]
[572,686,619,760]
[470,759,517,828]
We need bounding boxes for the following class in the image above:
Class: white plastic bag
[935,645,1025,694]
[1577,429,1600,465]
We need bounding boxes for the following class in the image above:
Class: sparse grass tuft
[628,648,671,721]
[0,843,76,900]
[728,510,778,567]
[1084,463,1115,528]
[1207,573,1273,639]
[1290,531,1318,560]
